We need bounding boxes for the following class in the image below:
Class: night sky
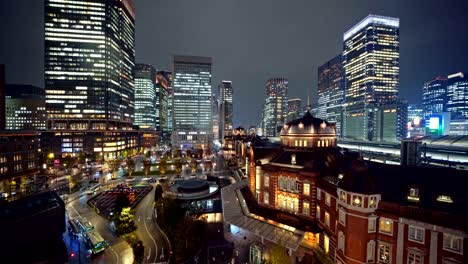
[1,0,468,127]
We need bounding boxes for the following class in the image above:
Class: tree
[114,192,131,218]
[174,158,182,174]
[143,160,151,177]
[62,155,75,169]
[190,158,197,174]
[154,184,163,201]
[127,158,135,176]
[115,207,136,235]
[270,243,289,264]
[159,157,167,175]
[146,150,152,159]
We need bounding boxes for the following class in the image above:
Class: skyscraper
[342,15,400,141]
[262,78,288,137]
[218,80,233,142]
[407,104,425,137]
[134,64,157,129]
[446,72,468,120]
[287,98,302,122]
[317,54,344,137]
[212,93,220,143]
[5,85,46,130]
[44,0,135,130]
[156,71,170,133]
[172,55,213,151]
[422,76,447,118]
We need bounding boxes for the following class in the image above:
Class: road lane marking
[147,247,151,260]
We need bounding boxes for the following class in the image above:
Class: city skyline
[1,0,468,127]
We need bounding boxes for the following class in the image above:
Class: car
[148,177,157,183]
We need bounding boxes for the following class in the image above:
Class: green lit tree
[269,243,289,264]
[143,160,151,177]
[174,158,182,174]
[159,157,167,175]
[116,207,136,235]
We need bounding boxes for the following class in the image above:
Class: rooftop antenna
[306,90,311,112]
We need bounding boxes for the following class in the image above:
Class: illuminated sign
[429,117,440,130]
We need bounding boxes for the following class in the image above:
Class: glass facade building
[287,98,302,122]
[44,0,135,130]
[317,54,344,137]
[342,15,400,141]
[134,64,157,129]
[5,85,47,130]
[422,76,447,118]
[156,71,170,132]
[446,72,468,120]
[219,80,233,142]
[172,55,213,151]
[262,78,288,137]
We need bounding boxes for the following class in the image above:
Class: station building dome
[280,111,337,149]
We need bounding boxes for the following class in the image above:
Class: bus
[84,230,108,255]
[86,183,101,195]
[73,218,94,233]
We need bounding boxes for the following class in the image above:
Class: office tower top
[343,14,400,108]
[262,78,288,137]
[422,76,447,118]
[219,80,233,141]
[287,98,302,122]
[343,14,400,141]
[44,0,136,130]
[172,55,213,151]
[446,72,468,120]
[134,64,157,129]
[317,54,344,137]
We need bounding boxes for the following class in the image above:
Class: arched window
[303,140,307,147]
[317,141,321,147]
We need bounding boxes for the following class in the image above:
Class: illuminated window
[294,140,298,147]
[378,242,391,263]
[339,190,346,202]
[316,205,321,220]
[437,195,454,203]
[303,183,310,196]
[408,226,424,243]
[338,231,345,252]
[317,188,321,200]
[324,234,330,254]
[303,201,310,215]
[324,211,330,227]
[369,196,377,208]
[408,187,420,202]
[317,141,321,147]
[303,140,307,147]
[379,218,393,235]
[352,195,362,207]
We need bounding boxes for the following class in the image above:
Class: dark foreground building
[0,191,67,262]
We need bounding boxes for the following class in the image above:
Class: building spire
[306,93,311,112]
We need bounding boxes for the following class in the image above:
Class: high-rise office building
[342,15,400,141]
[317,54,344,137]
[422,76,447,118]
[219,80,233,142]
[0,65,5,130]
[172,55,213,151]
[212,94,220,143]
[375,100,408,142]
[44,0,135,130]
[262,78,288,137]
[5,85,47,130]
[156,71,170,133]
[134,64,157,129]
[287,98,302,122]
[446,72,468,120]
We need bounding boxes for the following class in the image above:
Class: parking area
[88,184,152,218]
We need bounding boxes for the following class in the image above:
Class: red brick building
[245,110,467,263]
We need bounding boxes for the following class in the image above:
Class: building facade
[262,78,288,137]
[219,80,234,142]
[44,0,135,130]
[446,72,468,120]
[5,85,46,130]
[375,100,408,142]
[0,65,5,130]
[287,98,302,122]
[343,15,400,141]
[422,77,447,119]
[172,55,213,151]
[407,104,425,138]
[212,93,220,143]
[230,110,468,264]
[156,71,170,133]
[134,64,157,129]
[317,55,345,137]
